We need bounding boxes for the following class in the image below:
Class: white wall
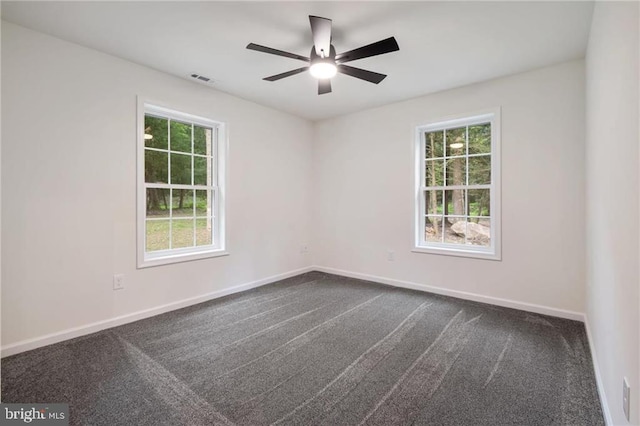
[1,22,313,348]
[585,2,639,425]
[312,60,586,314]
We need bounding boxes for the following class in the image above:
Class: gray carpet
[2,272,604,425]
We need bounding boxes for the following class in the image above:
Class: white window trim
[412,108,501,261]
[137,97,228,268]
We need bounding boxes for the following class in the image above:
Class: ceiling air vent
[189,73,214,85]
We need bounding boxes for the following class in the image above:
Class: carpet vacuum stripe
[214,293,384,381]
[359,310,482,425]
[118,336,236,426]
[273,300,434,425]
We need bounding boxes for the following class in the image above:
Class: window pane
[170,120,192,153]
[196,218,213,246]
[425,216,443,243]
[196,190,212,216]
[465,217,491,246]
[424,190,443,215]
[468,123,491,155]
[468,189,490,216]
[469,155,491,185]
[170,153,192,184]
[425,131,444,159]
[445,127,465,157]
[425,159,444,187]
[444,217,465,244]
[444,189,466,216]
[145,115,168,150]
[445,157,466,186]
[194,126,213,156]
[171,189,194,218]
[146,188,170,218]
[194,156,211,186]
[449,219,467,244]
[171,219,194,249]
[146,219,169,252]
[145,150,168,184]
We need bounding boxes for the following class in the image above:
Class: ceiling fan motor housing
[310,45,336,64]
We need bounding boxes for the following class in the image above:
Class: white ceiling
[2,1,594,121]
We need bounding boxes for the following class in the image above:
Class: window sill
[138,249,229,269]
[412,246,501,261]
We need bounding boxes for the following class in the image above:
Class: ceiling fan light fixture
[309,61,337,79]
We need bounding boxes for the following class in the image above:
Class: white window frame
[137,99,228,268]
[413,108,501,260]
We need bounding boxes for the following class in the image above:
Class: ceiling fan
[246,15,400,95]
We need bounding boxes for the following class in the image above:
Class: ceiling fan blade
[263,67,310,81]
[309,16,332,57]
[247,43,310,62]
[318,79,332,95]
[335,37,399,64]
[338,65,387,84]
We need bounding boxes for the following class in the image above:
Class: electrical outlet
[387,250,395,261]
[300,245,309,254]
[623,377,630,421]
[113,274,125,290]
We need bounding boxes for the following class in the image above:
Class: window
[414,110,500,260]
[137,102,226,268]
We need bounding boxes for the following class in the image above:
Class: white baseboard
[583,316,613,425]
[313,265,585,321]
[1,266,314,358]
